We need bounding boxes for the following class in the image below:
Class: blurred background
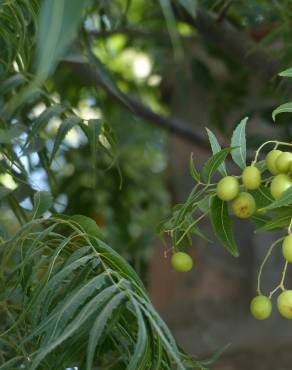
[1,1,292,369]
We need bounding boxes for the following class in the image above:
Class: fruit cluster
[170,147,292,320]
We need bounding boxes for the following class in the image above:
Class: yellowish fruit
[282,234,292,263]
[242,166,261,190]
[250,295,272,320]
[171,252,193,272]
[270,174,292,199]
[231,192,256,219]
[275,152,292,173]
[277,290,292,319]
[265,149,282,175]
[216,176,240,201]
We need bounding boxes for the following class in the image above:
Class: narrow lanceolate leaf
[36,0,89,79]
[87,119,103,186]
[260,187,292,211]
[250,186,273,209]
[176,0,197,18]
[0,73,27,95]
[189,153,200,182]
[50,116,80,163]
[202,148,232,183]
[206,128,227,176]
[0,356,24,370]
[30,285,119,369]
[24,104,65,147]
[127,301,148,370]
[89,53,131,109]
[86,292,126,370]
[210,196,239,257]
[32,191,53,218]
[279,67,292,78]
[256,213,291,232]
[272,102,292,121]
[199,344,230,366]
[230,117,248,169]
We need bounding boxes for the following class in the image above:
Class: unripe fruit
[216,176,240,201]
[242,166,261,190]
[265,149,282,175]
[277,290,292,319]
[171,252,193,272]
[275,152,292,173]
[231,192,256,219]
[270,174,292,199]
[250,295,272,320]
[282,234,292,263]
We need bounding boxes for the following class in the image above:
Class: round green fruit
[231,192,256,219]
[242,166,261,190]
[282,234,292,263]
[265,149,282,175]
[216,176,240,201]
[277,290,292,319]
[275,152,292,173]
[250,295,272,320]
[270,174,292,199]
[171,252,193,272]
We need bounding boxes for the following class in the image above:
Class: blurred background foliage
[0,0,292,284]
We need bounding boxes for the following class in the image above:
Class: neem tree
[163,73,292,321]
[0,0,291,369]
[0,1,222,369]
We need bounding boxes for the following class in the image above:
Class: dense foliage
[0,0,292,369]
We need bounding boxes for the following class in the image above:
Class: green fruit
[270,174,292,199]
[265,149,282,175]
[231,192,256,219]
[277,290,292,319]
[282,234,292,263]
[250,295,272,320]
[216,176,240,201]
[275,152,292,173]
[171,252,193,272]
[242,166,261,190]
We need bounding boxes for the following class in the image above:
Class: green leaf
[0,125,24,143]
[70,214,102,238]
[260,187,292,211]
[0,357,23,370]
[250,213,271,229]
[0,74,27,95]
[272,102,292,121]
[210,196,239,257]
[30,285,119,369]
[189,153,200,182]
[24,104,65,147]
[199,344,230,366]
[127,301,148,370]
[202,147,232,183]
[206,128,227,176]
[32,191,53,218]
[250,186,273,209]
[176,0,197,18]
[50,116,81,163]
[256,214,291,232]
[88,53,131,109]
[86,291,126,370]
[230,117,248,169]
[36,0,89,79]
[279,67,292,78]
[87,119,103,186]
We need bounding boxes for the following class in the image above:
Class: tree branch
[66,60,210,150]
